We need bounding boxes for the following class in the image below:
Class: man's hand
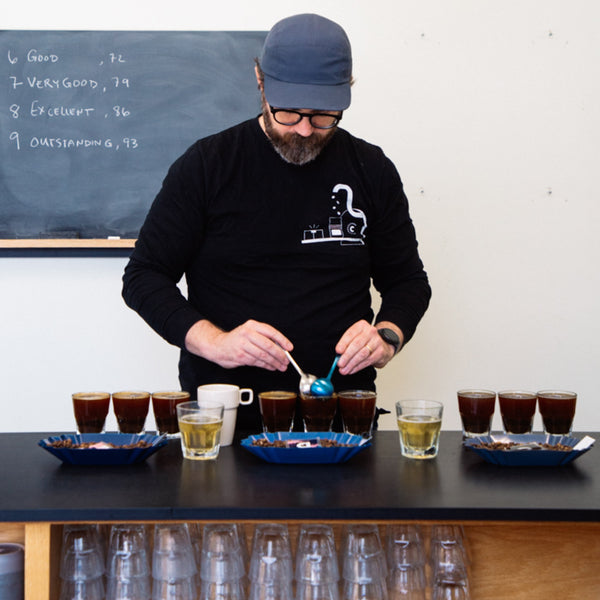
[185,319,293,371]
[336,320,404,375]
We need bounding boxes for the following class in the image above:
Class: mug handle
[239,388,253,405]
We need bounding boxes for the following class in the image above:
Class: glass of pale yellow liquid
[396,400,443,459]
[176,400,224,460]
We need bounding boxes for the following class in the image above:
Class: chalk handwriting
[26,49,59,63]
[5,44,137,155]
[30,101,96,117]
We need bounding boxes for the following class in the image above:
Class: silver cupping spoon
[284,351,317,395]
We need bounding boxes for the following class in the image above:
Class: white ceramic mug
[196,384,253,446]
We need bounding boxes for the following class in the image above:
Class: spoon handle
[326,355,340,380]
[284,351,305,377]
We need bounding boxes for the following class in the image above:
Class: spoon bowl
[310,355,340,397]
[285,351,317,395]
[310,379,334,396]
[300,374,317,395]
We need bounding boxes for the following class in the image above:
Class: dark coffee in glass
[537,390,576,435]
[300,393,338,432]
[259,391,297,432]
[457,389,496,437]
[72,392,110,433]
[112,391,150,434]
[498,390,537,434]
[338,390,377,437]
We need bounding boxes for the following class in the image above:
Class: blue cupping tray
[463,433,594,466]
[39,433,168,465]
[241,431,370,464]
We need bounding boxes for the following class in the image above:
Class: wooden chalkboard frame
[1,30,266,250]
[0,238,134,249]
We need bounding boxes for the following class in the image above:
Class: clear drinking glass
[386,523,427,599]
[151,578,197,600]
[200,523,246,583]
[106,524,149,579]
[248,580,294,600]
[295,524,339,585]
[152,523,197,581]
[396,399,443,459]
[341,579,388,600]
[340,524,386,572]
[387,568,427,600]
[198,580,246,600]
[106,576,151,600]
[432,582,470,600]
[431,541,469,583]
[386,524,426,569]
[59,577,105,600]
[430,525,470,575]
[60,524,105,582]
[176,400,225,460]
[340,524,387,600]
[296,581,340,600]
[248,523,294,599]
[430,524,470,600]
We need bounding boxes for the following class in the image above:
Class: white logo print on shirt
[301,184,367,246]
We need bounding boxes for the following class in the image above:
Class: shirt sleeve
[369,157,431,344]
[121,146,207,349]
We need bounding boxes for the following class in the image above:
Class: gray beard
[261,99,336,166]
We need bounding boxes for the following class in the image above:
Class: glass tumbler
[396,399,443,459]
[249,523,293,599]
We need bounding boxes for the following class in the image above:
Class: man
[122,13,431,432]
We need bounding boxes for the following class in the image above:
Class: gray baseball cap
[260,13,352,111]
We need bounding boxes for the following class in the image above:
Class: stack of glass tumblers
[56,522,471,599]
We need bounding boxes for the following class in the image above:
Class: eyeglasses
[269,107,343,130]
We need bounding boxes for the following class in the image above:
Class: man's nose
[292,116,315,137]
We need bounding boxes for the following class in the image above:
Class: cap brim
[263,74,351,111]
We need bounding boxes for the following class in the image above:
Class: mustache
[265,119,335,165]
[260,93,335,165]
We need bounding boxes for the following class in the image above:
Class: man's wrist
[185,319,223,359]
[376,326,402,356]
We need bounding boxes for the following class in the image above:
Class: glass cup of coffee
[258,391,297,433]
[457,389,496,438]
[537,390,577,435]
[395,399,443,459]
[112,391,151,434]
[498,390,537,434]
[176,400,224,460]
[338,390,377,437]
[72,392,111,433]
[151,390,191,436]
[299,392,338,432]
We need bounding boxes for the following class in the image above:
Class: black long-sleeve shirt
[122,117,431,431]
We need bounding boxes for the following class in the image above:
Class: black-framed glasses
[269,107,343,130]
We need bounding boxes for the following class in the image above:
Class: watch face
[378,328,400,350]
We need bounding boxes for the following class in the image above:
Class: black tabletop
[1,431,598,523]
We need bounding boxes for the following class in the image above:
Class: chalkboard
[0,30,266,247]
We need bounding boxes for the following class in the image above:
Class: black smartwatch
[377,327,401,355]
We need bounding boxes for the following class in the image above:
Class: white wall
[2,0,599,433]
